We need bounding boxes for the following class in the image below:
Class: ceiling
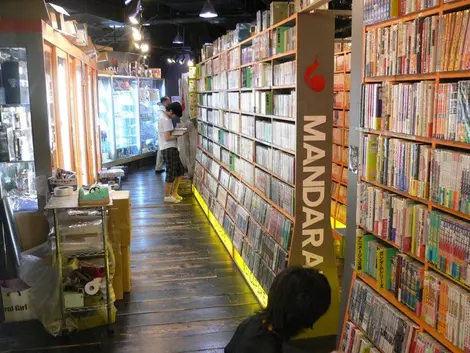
[45,0,351,60]
[46,0,268,58]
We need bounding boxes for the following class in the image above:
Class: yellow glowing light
[193,185,268,307]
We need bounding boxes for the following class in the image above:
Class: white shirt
[158,111,177,150]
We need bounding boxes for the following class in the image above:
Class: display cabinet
[98,75,165,167]
[0,19,102,208]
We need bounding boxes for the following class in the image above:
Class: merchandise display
[98,74,165,166]
[193,10,342,339]
[0,18,102,199]
[340,0,470,353]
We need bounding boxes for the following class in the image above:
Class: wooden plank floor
[0,167,259,353]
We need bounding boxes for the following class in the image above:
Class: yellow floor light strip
[193,185,268,307]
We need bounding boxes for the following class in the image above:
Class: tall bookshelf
[340,0,470,353]
[193,12,341,339]
[332,43,352,297]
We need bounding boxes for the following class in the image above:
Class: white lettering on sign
[301,115,327,268]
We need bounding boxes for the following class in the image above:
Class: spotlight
[140,43,149,53]
[173,29,184,45]
[129,0,142,24]
[167,58,173,64]
[134,42,140,49]
[132,28,142,41]
[124,0,132,5]
[187,59,194,67]
[200,0,217,18]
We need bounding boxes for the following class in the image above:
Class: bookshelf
[193,11,342,339]
[340,0,470,352]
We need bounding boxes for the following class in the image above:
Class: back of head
[259,267,332,341]
[166,102,183,118]
[161,96,170,105]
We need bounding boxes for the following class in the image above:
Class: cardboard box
[270,2,290,26]
[47,3,69,31]
[121,246,131,293]
[0,0,49,21]
[112,243,124,300]
[108,191,131,247]
[15,211,49,251]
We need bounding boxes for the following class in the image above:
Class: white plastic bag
[1,288,35,322]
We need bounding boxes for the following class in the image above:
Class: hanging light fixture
[132,27,142,41]
[140,43,149,53]
[134,42,141,50]
[199,0,217,18]
[173,27,184,44]
[129,0,142,24]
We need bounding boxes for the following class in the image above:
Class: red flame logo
[304,56,325,92]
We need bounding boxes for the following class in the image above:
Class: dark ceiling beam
[45,0,125,23]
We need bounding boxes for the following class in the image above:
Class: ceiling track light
[200,0,217,18]
[132,27,142,41]
[172,27,184,45]
[140,43,149,53]
[129,0,142,24]
[124,0,132,5]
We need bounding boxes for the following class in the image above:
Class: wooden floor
[0,167,259,353]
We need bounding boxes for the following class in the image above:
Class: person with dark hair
[155,96,171,173]
[158,102,186,203]
[225,267,332,353]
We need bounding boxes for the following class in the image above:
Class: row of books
[241,237,277,292]
[240,137,254,162]
[341,321,448,353]
[210,23,251,56]
[273,61,296,86]
[331,200,347,223]
[256,119,273,143]
[430,148,470,214]
[361,82,435,137]
[348,279,420,353]
[345,288,451,353]
[241,115,255,137]
[253,33,271,61]
[355,230,470,351]
[271,26,296,55]
[245,219,287,274]
[333,144,349,164]
[334,73,351,91]
[332,164,349,184]
[256,2,295,33]
[357,183,428,256]
[273,92,296,118]
[241,47,253,66]
[197,151,293,252]
[334,110,349,127]
[437,10,470,72]
[335,53,351,72]
[332,182,348,204]
[215,111,240,133]
[255,167,295,216]
[255,144,295,184]
[272,120,296,150]
[217,129,239,154]
[334,91,350,108]
[365,16,439,76]
[360,134,430,199]
[363,0,439,25]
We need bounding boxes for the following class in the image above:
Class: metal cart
[45,194,114,335]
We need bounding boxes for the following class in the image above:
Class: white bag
[1,288,36,322]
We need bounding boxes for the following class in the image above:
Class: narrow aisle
[112,167,260,352]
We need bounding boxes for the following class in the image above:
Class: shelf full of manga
[340,1,470,353]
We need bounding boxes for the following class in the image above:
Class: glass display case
[98,76,165,166]
[98,76,114,164]
[113,77,139,160]
[139,78,161,153]
[0,18,102,208]
[0,47,37,211]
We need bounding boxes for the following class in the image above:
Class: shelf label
[290,12,340,339]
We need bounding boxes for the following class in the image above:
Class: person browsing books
[158,102,186,203]
[155,96,171,173]
[225,267,331,353]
